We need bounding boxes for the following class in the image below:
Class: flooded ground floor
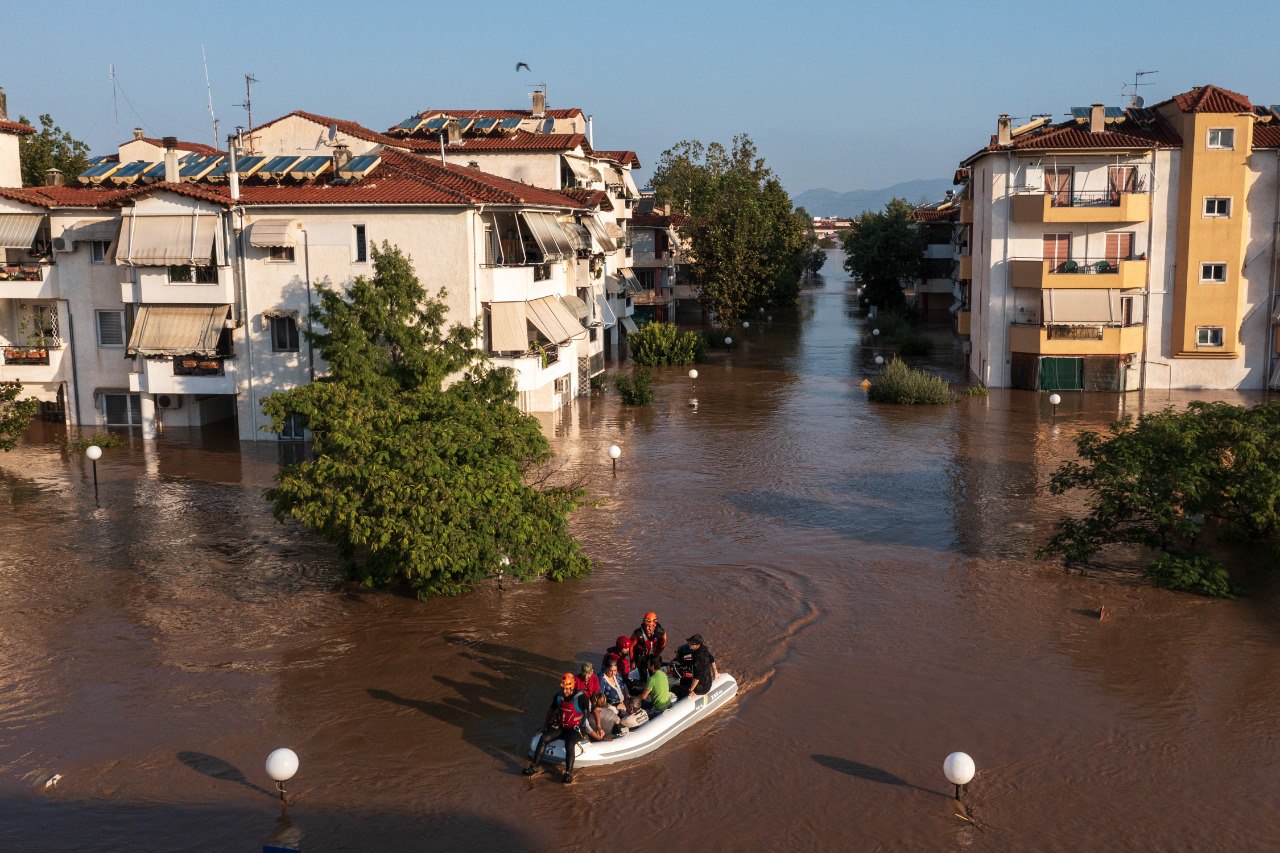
[1,252,1278,850]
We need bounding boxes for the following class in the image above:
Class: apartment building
[628,206,687,322]
[956,84,1280,392]
[0,107,614,440]
[910,195,962,322]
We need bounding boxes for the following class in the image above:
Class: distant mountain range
[793,178,953,218]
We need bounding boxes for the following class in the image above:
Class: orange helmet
[560,673,576,689]
[643,611,658,623]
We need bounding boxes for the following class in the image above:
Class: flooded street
[3,250,1279,850]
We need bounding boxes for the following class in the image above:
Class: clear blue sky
[4,0,1276,196]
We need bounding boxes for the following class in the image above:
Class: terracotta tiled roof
[561,188,613,211]
[961,109,1180,165]
[911,205,959,223]
[1169,85,1253,114]
[591,150,641,169]
[1253,122,1280,149]
[399,131,587,153]
[0,119,36,135]
[0,181,231,208]
[126,137,224,156]
[251,110,405,148]
[412,108,583,120]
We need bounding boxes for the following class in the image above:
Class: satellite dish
[1132,95,1144,108]
[328,123,338,141]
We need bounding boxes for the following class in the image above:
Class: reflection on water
[0,249,1278,849]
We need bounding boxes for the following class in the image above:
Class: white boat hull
[527,673,737,767]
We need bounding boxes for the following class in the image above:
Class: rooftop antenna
[235,74,259,153]
[201,46,219,148]
[110,64,120,143]
[1123,70,1158,108]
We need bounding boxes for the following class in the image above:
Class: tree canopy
[262,244,589,597]
[650,135,813,324]
[840,198,924,312]
[18,114,90,188]
[0,381,37,451]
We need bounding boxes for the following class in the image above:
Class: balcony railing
[0,265,44,282]
[1046,189,1146,208]
[173,356,227,376]
[3,346,51,365]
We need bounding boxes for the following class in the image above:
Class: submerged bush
[1145,553,1235,599]
[629,321,707,366]
[616,369,654,406]
[589,373,607,392]
[64,430,125,453]
[963,385,990,397]
[897,336,935,356]
[875,311,932,356]
[866,359,955,405]
[702,327,738,348]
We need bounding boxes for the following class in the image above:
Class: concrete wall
[249,115,383,156]
[455,150,563,189]
[0,133,22,186]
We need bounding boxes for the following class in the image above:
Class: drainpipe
[1000,154,1011,388]
[54,298,82,427]
[227,136,257,438]
[1139,150,1157,395]
[300,227,315,382]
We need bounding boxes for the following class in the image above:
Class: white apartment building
[957,84,1280,392]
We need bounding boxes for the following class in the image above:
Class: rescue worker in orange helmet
[630,612,667,676]
[525,673,591,783]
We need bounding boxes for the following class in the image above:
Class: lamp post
[688,369,698,380]
[742,321,750,329]
[85,445,102,505]
[608,443,621,476]
[872,327,880,339]
[265,748,299,804]
[874,355,884,366]
[1049,392,1062,416]
[724,336,732,346]
[943,752,976,802]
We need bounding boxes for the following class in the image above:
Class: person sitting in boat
[630,612,667,675]
[586,693,620,742]
[598,658,630,715]
[672,640,696,697]
[636,657,673,716]
[575,662,600,699]
[523,673,591,784]
[681,634,718,698]
[602,635,636,680]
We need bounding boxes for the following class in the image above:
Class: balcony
[1008,322,1143,355]
[960,198,974,224]
[130,355,237,395]
[1011,191,1148,224]
[957,254,973,280]
[2,345,51,366]
[0,344,64,383]
[489,264,565,304]
[1009,258,1148,289]
[123,266,236,305]
[1,264,56,300]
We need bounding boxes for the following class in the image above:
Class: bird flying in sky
[516,62,530,72]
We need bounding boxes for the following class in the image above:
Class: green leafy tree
[1043,401,1280,597]
[651,135,812,324]
[841,198,924,312]
[262,243,589,597]
[628,321,706,366]
[18,114,90,188]
[0,381,38,451]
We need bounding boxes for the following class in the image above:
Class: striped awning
[526,295,585,345]
[621,170,641,199]
[114,213,217,266]
[584,215,616,252]
[127,305,229,356]
[604,222,625,240]
[249,219,295,248]
[0,213,44,249]
[620,268,642,292]
[564,156,603,184]
[62,219,119,246]
[620,315,639,333]
[564,223,591,252]
[489,302,530,353]
[561,294,590,321]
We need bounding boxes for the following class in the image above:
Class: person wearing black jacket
[683,634,718,697]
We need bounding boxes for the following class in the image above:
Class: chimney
[45,168,64,187]
[531,88,546,118]
[996,114,1012,146]
[0,87,7,121]
[587,114,594,148]
[660,202,671,216]
[1089,103,1105,133]
[332,142,352,171]
[446,118,463,145]
[133,127,145,141]
[162,136,180,182]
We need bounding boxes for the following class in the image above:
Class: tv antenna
[201,46,219,147]
[1123,70,1158,108]
[109,64,120,142]
[235,74,259,151]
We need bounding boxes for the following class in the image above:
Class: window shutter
[97,310,125,346]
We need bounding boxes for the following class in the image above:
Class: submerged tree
[262,243,590,597]
[0,381,38,451]
[650,135,813,324]
[18,114,90,188]
[841,198,923,312]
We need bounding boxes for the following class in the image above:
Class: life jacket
[632,623,666,657]
[604,649,633,679]
[555,691,586,729]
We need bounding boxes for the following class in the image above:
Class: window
[1207,128,1235,149]
[589,327,598,343]
[554,376,571,396]
[96,309,126,347]
[168,264,218,283]
[279,413,306,441]
[1105,232,1134,265]
[1197,327,1224,347]
[267,245,295,262]
[1200,263,1227,283]
[90,240,108,264]
[271,315,299,352]
[102,393,142,426]
[353,224,367,262]
[1204,197,1231,217]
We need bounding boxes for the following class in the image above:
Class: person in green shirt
[637,657,672,715]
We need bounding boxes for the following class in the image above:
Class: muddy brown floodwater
[3,250,1279,851]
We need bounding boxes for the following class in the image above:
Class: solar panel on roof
[234,156,267,177]
[541,118,555,134]
[1104,107,1124,118]
[423,117,448,132]
[79,160,122,183]
[1069,107,1089,120]
[259,155,302,178]
[338,154,380,179]
[453,118,474,132]
[110,161,151,183]
[471,117,499,132]
[499,117,522,130]
[291,155,332,178]
[141,161,168,180]
[181,156,222,180]
[396,116,425,132]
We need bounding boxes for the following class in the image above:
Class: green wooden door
[1039,357,1084,391]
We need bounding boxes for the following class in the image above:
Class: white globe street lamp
[608,443,622,476]
[688,369,698,380]
[872,328,881,337]
[874,355,884,366]
[943,752,976,801]
[742,321,750,329]
[265,748,299,803]
[85,445,102,504]
[724,336,733,346]
[1049,392,1062,416]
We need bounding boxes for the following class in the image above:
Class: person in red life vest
[602,635,636,680]
[630,612,667,675]
[574,662,600,699]
[524,673,591,784]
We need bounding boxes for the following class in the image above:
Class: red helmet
[560,673,576,689]
[616,635,633,652]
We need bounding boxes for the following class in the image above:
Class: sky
[3,0,1277,197]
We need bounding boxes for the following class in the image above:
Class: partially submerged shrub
[866,359,955,405]
[589,373,607,392]
[702,327,737,348]
[616,370,654,406]
[1145,553,1236,599]
[897,336,934,356]
[963,385,990,397]
[64,430,125,453]
[629,322,707,366]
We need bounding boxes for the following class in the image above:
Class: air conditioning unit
[52,236,72,252]
[156,394,183,410]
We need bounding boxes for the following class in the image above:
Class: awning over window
[561,294,590,321]
[526,295,585,345]
[620,268,642,292]
[584,216,616,252]
[249,218,295,247]
[0,213,44,249]
[518,211,575,262]
[127,304,229,357]
[489,302,530,353]
[621,170,641,199]
[665,227,682,248]
[1043,289,1114,323]
[606,275,625,296]
[564,223,591,252]
[620,315,639,333]
[114,214,217,266]
[604,221,625,240]
[564,156,603,184]
[62,219,119,246]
